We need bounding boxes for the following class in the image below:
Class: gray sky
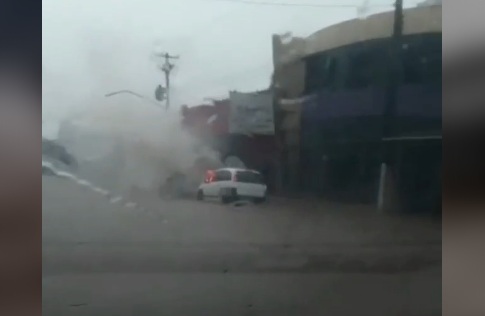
[42,0,415,137]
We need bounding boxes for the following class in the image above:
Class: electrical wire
[206,0,395,8]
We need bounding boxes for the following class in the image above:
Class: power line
[206,0,395,8]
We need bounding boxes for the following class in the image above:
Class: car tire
[221,196,230,204]
[196,189,204,201]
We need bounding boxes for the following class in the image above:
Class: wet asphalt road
[42,176,441,316]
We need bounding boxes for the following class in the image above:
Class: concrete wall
[271,34,308,192]
[272,34,307,69]
[272,60,306,99]
[417,0,441,7]
[273,5,442,68]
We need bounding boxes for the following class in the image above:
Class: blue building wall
[301,83,441,146]
[298,32,442,211]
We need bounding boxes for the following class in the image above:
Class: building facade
[181,95,278,192]
[272,5,442,213]
[417,0,441,7]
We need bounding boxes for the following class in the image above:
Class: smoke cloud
[48,30,221,196]
[61,93,221,196]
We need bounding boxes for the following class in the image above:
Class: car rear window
[235,171,264,184]
[216,170,232,181]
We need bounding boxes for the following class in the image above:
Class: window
[325,56,338,88]
[305,53,340,93]
[305,53,325,93]
[215,170,232,181]
[305,35,441,93]
[235,171,264,184]
[401,34,442,84]
[344,43,385,89]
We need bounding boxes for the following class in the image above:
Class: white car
[197,168,267,204]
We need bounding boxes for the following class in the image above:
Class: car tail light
[232,174,238,182]
[205,170,215,183]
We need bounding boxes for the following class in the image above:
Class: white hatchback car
[197,168,267,203]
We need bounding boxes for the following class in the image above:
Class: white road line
[43,160,142,211]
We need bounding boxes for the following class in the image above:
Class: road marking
[42,160,143,212]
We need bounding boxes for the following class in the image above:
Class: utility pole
[382,0,404,139]
[155,52,179,110]
[377,0,404,211]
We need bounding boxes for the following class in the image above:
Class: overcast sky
[42,0,419,137]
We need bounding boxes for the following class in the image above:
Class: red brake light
[232,174,237,182]
[205,170,215,183]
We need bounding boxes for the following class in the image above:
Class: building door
[398,140,441,214]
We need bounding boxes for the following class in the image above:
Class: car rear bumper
[220,187,266,199]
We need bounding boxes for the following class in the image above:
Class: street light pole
[105,90,161,108]
[382,0,404,140]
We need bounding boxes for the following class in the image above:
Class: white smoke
[44,29,221,196]
[60,95,220,195]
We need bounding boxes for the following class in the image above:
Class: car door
[234,170,265,197]
[214,170,232,196]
